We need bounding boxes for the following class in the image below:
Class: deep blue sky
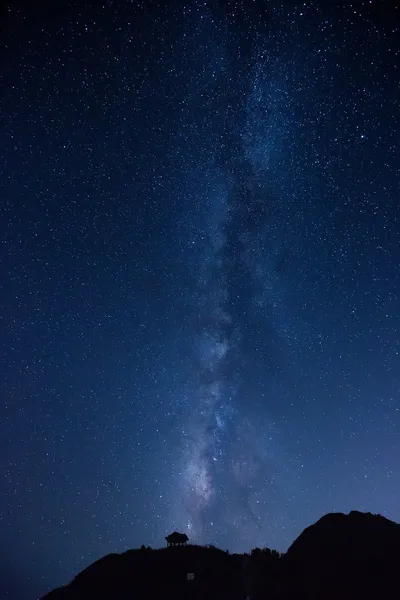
[0,1,399,598]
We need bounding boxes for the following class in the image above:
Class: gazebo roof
[166,531,188,541]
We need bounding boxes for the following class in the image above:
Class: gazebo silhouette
[165,532,189,547]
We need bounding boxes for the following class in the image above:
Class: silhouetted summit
[286,510,400,599]
[42,544,243,600]
[41,511,400,600]
[288,509,400,559]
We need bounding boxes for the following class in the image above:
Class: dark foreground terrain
[42,510,400,600]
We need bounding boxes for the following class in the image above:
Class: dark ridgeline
[41,511,400,600]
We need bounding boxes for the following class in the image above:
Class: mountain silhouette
[41,511,400,600]
[285,510,400,600]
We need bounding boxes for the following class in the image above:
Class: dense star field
[0,1,399,597]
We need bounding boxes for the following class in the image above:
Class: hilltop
[42,511,400,600]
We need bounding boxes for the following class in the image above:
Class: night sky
[1,1,399,598]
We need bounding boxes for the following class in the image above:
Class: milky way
[1,1,399,597]
[168,7,306,548]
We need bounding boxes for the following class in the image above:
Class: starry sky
[0,0,399,598]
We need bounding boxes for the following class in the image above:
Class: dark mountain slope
[42,544,245,600]
[41,511,400,600]
[285,510,400,600]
